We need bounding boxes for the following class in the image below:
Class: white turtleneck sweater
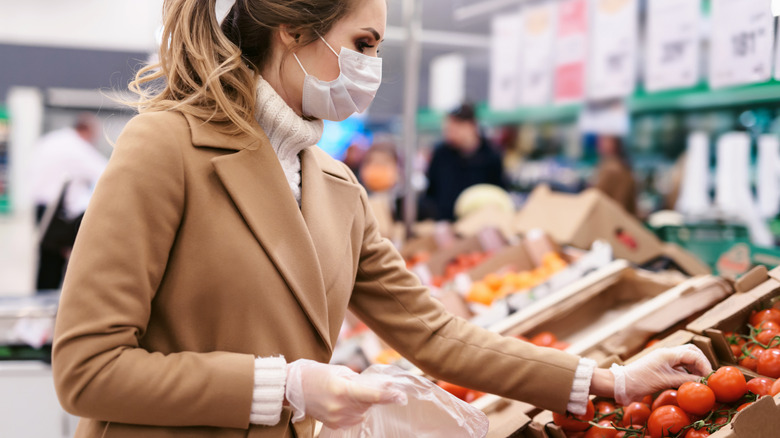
[254,76,323,204]
[247,78,598,425]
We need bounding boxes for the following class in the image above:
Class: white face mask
[293,36,382,121]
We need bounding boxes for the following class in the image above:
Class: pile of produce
[724,307,780,378]
[553,366,779,437]
[466,252,568,305]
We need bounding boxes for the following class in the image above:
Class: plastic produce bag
[319,364,488,438]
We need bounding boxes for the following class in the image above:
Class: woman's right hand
[285,359,406,429]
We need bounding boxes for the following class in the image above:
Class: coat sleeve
[345,167,581,413]
[52,112,255,429]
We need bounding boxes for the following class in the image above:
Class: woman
[593,135,638,215]
[52,1,710,437]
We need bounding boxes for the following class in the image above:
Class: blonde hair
[128,0,354,138]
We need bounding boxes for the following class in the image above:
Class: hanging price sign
[709,0,773,88]
[645,0,701,92]
[554,0,588,103]
[489,12,524,111]
[519,1,556,106]
[587,0,639,100]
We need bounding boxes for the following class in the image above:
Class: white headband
[215,0,237,26]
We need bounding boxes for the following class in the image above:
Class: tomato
[730,343,743,358]
[436,381,470,400]
[530,331,557,347]
[464,389,485,402]
[621,402,651,427]
[750,308,780,327]
[756,348,780,378]
[642,394,654,405]
[707,366,748,403]
[594,400,617,421]
[677,382,715,416]
[772,378,780,396]
[756,324,780,347]
[746,377,774,396]
[685,429,711,438]
[553,400,595,432]
[739,345,765,372]
[584,420,618,438]
[651,390,678,411]
[552,340,571,350]
[736,402,753,412]
[647,405,690,438]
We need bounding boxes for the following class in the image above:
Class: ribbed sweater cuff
[566,358,596,415]
[249,356,287,425]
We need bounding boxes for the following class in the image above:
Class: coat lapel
[185,114,332,350]
[300,148,361,291]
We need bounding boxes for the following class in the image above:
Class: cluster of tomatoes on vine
[723,307,780,379]
[552,364,779,437]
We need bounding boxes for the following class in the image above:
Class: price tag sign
[709,0,774,88]
[645,0,701,92]
[588,0,639,100]
[519,2,556,106]
[554,0,589,103]
[489,12,524,111]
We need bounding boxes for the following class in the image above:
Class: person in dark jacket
[421,104,505,221]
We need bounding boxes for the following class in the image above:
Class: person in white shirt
[30,113,108,290]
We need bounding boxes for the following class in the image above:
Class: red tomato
[685,428,711,438]
[750,308,780,327]
[553,400,595,432]
[594,400,617,421]
[647,405,691,438]
[707,366,748,403]
[436,381,470,400]
[739,345,765,372]
[464,389,485,403]
[584,420,618,438]
[677,382,715,416]
[756,325,780,347]
[736,402,753,412]
[530,331,557,347]
[646,339,660,348]
[730,343,743,358]
[746,377,774,396]
[642,394,654,406]
[651,389,678,411]
[772,378,780,396]
[756,348,780,378]
[621,402,651,427]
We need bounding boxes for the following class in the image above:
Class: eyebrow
[361,27,382,42]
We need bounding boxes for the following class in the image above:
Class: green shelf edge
[416,81,780,132]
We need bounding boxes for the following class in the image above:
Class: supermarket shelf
[416,81,780,131]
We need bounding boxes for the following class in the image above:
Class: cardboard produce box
[514,185,710,276]
[686,265,780,378]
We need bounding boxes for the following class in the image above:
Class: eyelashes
[356,40,376,54]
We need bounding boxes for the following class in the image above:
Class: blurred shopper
[421,103,505,221]
[360,140,402,238]
[53,1,712,437]
[341,142,365,177]
[30,113,107,290]
[593,134,637,215]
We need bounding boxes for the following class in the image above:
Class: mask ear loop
[293,53,309,75]
[314,31,340,57]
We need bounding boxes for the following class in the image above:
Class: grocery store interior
[3,0,780,437]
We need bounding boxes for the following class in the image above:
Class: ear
[278,24,299,48]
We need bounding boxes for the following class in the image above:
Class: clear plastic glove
[285,359,407,429]
[610,345,713,405]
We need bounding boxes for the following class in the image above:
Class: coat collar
[183,113,359,353]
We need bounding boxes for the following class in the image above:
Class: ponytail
[128,0,258,138]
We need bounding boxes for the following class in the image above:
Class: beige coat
[52,111,580,437]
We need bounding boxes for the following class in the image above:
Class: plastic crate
[653,223,751,271]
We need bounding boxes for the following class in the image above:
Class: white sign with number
[645,0,701,92]
[489,11,524,111]
[588,0,639,100]
[519,1,556,106]
[710,0,774,88]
